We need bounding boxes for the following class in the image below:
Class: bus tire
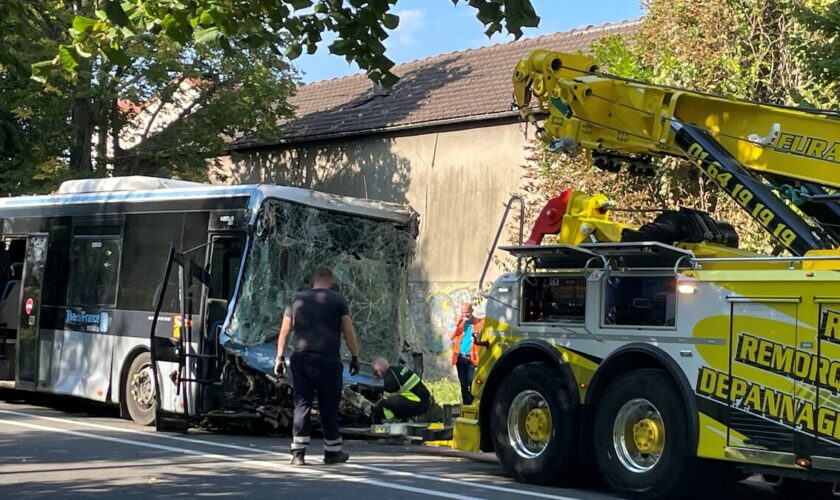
[490,362,577,484]
[593,368,698,499]
[124,352,156,426]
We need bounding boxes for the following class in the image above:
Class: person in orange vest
[450,302,488,405]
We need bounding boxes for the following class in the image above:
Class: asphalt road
[0,390,787,499]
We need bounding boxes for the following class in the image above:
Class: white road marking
[0,417,478,500]
[0,409,577,500]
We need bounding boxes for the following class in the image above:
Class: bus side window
[119,213,186,313]
[43,218,71,308]
[67,225,122,308]
[182,212,210,314]
[117,212,209,313]
[208,238,244,301]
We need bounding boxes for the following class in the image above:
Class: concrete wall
[215,120,529,375]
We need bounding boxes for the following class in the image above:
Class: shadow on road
[0,388,820,499]
[0,388,119,419]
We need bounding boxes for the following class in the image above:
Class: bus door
[170,230,244,417]
[195,211,246,410]
[196,234,244,413]
[0,237,26,383]
[15,234,48,390]
[727,298,800,457]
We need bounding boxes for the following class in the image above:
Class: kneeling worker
[370,357,430,423]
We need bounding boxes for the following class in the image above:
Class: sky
[294,0,646,83]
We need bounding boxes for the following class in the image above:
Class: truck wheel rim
[613,398,664,473]
[131,364,156,410]
[508,389,552,459]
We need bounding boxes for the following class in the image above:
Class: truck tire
[593,368,698,499]
[491,362,577,484]
[124,352,156,426]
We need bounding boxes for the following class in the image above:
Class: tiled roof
[229,19,641,150]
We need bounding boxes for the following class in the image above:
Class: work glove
[349,356,360,376]
[274,356,286,377]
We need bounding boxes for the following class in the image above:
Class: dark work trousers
[455,355,475,405]
[373,394,431,424]
[290,354,343,454]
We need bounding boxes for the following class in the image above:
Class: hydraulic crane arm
[513,50,840,255]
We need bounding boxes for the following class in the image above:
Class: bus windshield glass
[226,198,417,361]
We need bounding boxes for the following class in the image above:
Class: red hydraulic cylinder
[525,188,572,245]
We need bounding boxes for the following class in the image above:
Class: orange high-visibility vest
[450,319,483,366]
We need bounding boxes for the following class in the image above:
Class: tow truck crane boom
[513,50,840,255]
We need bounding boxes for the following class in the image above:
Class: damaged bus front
[152,185,418,433]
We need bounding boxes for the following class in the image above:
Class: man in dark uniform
[274,267,361,466]
[370,357,430,424]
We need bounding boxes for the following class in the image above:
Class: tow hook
[832,479,840,497]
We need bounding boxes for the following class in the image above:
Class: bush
[425,378,461,405]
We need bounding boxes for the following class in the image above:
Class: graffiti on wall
[405,282,487,376]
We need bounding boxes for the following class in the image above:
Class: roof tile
[231,20,640,149]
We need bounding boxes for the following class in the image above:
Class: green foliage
[111,39,297,179]
[0,0,298,193]
[635,0,748,95]
[425,378,462,405]
[0,1,79,194]
[589,36,651,81]
[0,0,543,194]
[792,0,840,108]
[46,0,539,87]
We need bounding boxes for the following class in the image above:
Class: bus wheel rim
[507,389,552,459]
[613,397,664,473]
[131,363,155,410]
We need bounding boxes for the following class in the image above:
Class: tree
[0,1,76,194]
[99,38,296,180]
[0,1,297,191]
[794,0,840,108]
[0,0,540,194]
[49,0,540,87]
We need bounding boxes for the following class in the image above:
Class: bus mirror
[153,336,180,363]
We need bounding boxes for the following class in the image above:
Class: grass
[425,378,461,405]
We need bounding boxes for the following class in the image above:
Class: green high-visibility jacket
[384,365,428,403]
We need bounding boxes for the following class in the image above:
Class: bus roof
[0,181,416,224]
[57,176,205,193]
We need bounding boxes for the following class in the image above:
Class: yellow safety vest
[385,366,421,403]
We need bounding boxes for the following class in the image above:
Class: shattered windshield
[227,198,417,361]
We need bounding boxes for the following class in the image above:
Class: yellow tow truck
[453,49,840,498]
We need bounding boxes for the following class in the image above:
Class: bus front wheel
[490,362,577,484]
[593,368,697,499]
[125,352,156,426]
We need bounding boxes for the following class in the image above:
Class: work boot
[323,450,350,465]
[290,449,306,466]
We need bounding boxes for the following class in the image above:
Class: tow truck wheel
[125,352,156,426]
[491,362,577,484]
[593,368,697,499]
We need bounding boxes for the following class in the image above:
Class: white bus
[0,176,418,431]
